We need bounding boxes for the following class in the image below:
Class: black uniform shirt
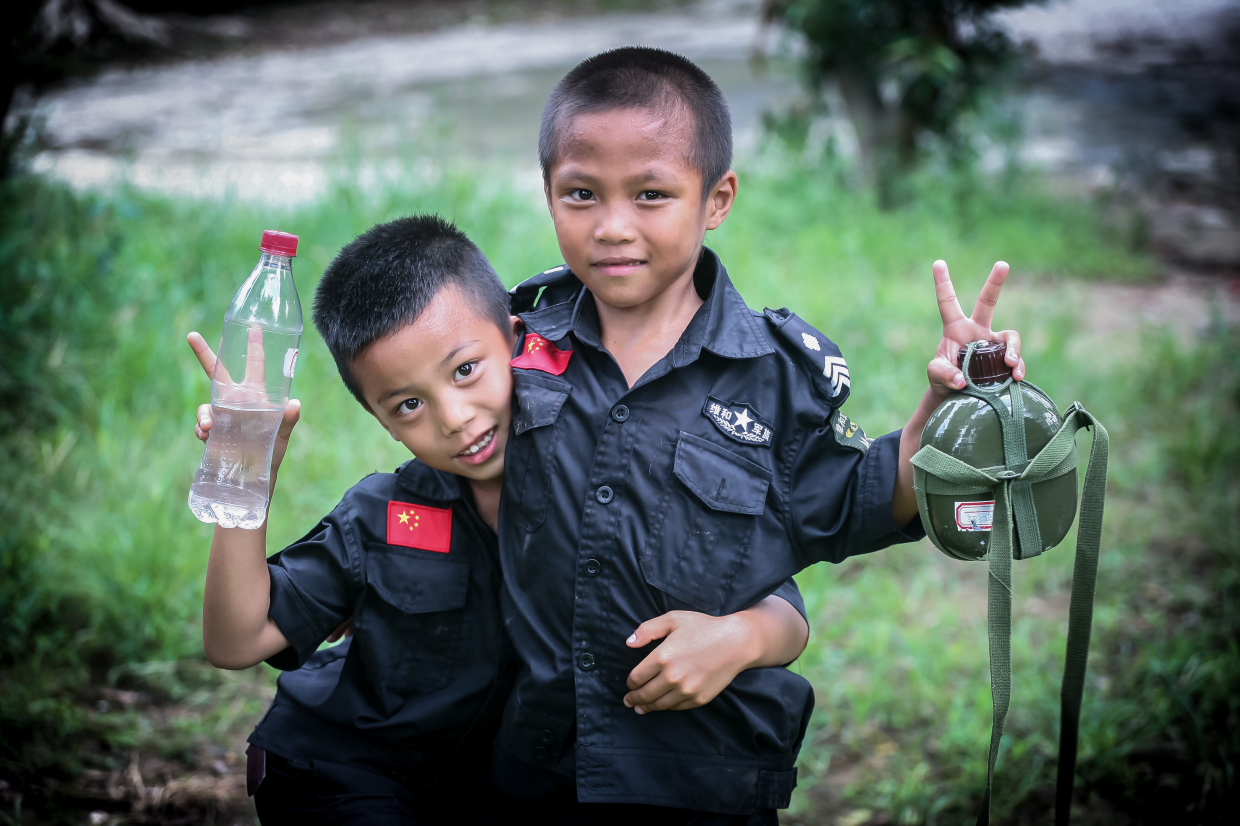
[496,248,924,814]
[249,459,518,776]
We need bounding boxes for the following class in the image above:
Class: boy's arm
[189,332,298,670]
[892,260,1025,527]
[621,589,809,714]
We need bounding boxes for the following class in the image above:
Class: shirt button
[612,404,630,422]
[584,558,602,576]
[533,746,550,761]
[539,729,555,744]
[578,652,596,671]
[596,485,614,504]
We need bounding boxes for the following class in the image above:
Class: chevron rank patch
[703,396,773,447]
[830,408,872,454]
[762,307,852,407]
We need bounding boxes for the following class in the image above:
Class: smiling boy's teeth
[462,429,494,456]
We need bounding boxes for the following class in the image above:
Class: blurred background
[1,0,1237,823]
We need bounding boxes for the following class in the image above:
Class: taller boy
[492,48,1025,821]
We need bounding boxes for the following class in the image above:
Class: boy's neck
[595,254,705,388]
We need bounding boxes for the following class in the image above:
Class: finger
[639,682,697,714]
[971,261,1009,329]
[933,260,966,327]
[625,672,673,710]
[187,332,223,383]
[277,400,302,441]
[928,356,966,391]
[625,648,665,693]
[1014,356,1026,382]
[243,325,266,388]
[994,330,1022,366]
[626,613,678,649]
[196,403,213,442]
[326,616,355,642]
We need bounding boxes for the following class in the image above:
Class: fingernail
[626,634,637,645]
[623,698,632,708]
[954,372,965,386]
[634,708,645,715]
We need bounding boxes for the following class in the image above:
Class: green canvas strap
[912,385,1109,825]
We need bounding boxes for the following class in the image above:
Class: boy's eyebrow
[441,340,480,365]
[377,383,417,405]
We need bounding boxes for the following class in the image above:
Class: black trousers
[485,745,780,826]
[252,749,486,826]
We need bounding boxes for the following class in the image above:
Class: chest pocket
[358,543,470,695]
[640,432,772,613]
[507,372,571,532]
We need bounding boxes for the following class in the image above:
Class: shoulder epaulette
[509,265,580,315]
[762,307,851,408]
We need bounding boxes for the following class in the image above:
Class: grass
[0,152,1233,824]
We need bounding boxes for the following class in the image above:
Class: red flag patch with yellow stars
[386,501,452,553]
[510,333,572,375]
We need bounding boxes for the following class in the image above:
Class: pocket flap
[365,544,470,614]
[513,373,571,435]
[673,433,771,515]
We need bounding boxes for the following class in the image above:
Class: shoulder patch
[511,333,573,375]
[763,307,851,407]
[703,396,773,447]
[509,265,579,314]
[386,501,453,552]
[829,408,872,454]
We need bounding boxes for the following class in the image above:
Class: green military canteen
[912,340,1110,826]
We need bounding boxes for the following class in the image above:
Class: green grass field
[1,154,1235,824]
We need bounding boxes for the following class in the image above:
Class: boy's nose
[440,401,475,435]
[594,205,636,245]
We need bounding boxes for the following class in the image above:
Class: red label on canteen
[955,501,995,532]
[511,333,573,375]
[386,501,453,553]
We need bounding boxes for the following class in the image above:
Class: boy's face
[544,107,737,310]
[351,286,519,490]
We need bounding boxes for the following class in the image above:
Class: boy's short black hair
[538,46,733,199]
[312,215,510,406]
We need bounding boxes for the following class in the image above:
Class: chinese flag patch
[510,333,572,375]
[386,501,453,553]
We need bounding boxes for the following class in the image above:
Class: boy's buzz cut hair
[312,215,510,406]
[538,46,733,199]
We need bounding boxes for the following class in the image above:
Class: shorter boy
[188,216,810,824]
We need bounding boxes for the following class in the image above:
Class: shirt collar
[519,247,774,365]
[394,459,463,503]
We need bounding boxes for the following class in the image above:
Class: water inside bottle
[188,404,284,529]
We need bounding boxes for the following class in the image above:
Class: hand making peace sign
[925,260,1024,395]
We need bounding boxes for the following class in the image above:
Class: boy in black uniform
[187,216,813,823]
[490,48,1028,822]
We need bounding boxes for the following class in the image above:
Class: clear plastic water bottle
[189,230,302,529]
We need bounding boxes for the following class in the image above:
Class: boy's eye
[398,398,422,414]
[569,188,594,201]
[637,190,664,201]
[454,361,476,381]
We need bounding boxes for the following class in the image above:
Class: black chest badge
[703,396,773,447]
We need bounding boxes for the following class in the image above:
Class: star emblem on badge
[732,407,752,432]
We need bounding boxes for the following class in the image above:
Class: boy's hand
[927,260,1024,397]
[622,595,808,714]
[187,332,301,477]
[623,611,757,713]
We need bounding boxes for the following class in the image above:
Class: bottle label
[283,348,299,378]
[955,501,995,532]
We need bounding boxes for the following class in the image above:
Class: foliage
[0,156,1231,823]
[763,0,1038,206]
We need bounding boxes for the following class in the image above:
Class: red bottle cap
[260,230,298,257]
[956,340,1012,384]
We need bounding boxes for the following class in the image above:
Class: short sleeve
[264,499,361,670]
[789,425,925,566]
[768,577,806,623]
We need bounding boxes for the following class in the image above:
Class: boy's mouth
[593,257,646,276]
[456,427,498,465]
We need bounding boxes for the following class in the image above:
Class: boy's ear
[704,170,739,232]
[543,178,553,214]
[509,315,524,346]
